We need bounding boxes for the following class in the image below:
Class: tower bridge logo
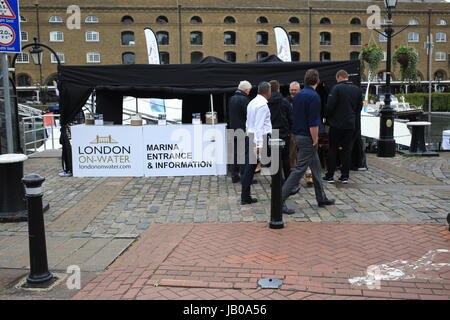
[90,135,118,144]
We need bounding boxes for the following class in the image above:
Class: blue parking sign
[0,0,21,53]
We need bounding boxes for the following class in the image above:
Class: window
[190,31,203,45]
[45,74,58,86]
[49,16,63,23]
[86,31,99,42]
[49,31,64,42]
[409,19,419,25]
[87,52,101,63]
[16,53,29,63]
[156,31,169,45]
[85,16,99,23]
[408,32,419,42]
[17,74,32,86]
[350,51,359,61]
[291,51,300,61]
[190,16,202,24]
[224,31,236,45]
[350,18,361,25]
[121,31,135,45]
[256,31,268,45]
[320,51,331,61]
[434,70,446,80]
[156,16,168,24]
[320,32,331,45]
[289,32,300,45]
[379,33,387,42]
[257,16,268,24]
[21,31,28,42]
[350,32,361,45]
[122,52,135,64]
[20,16,27,22]
[121,16,134,24]
[436,32,447,42]
[51,52,65,64]
[320,17,331,24]
[159,52,169,64]
[289,17,299,24]
[224,16,235,24]
[257,51,268,60]
[224,51,236,62]
[191,51,203,63]
[382,51,387,61]
[437,19,447,26]
[436,52,446,61]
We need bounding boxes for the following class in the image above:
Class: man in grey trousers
[281,69,335,214]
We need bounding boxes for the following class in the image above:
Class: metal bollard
[268,138,285,229]
[22,174,54,285]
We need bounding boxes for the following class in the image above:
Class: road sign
[0,0,21,53]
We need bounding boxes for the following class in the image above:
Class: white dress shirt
[246,94,272,148]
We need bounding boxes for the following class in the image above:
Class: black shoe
[232,176,240,183]
[338,176,349,184]
[282,205,295,215]
[318,199,335,207]
[323,175,334,183]
[251,179,257,184]
[289,187,300,196]
[241,197,258,205]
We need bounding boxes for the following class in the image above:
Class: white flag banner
[144,28,160,65]
[274,26,292,62]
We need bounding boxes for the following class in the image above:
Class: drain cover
[258,278,283,289]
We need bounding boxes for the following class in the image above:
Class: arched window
[86,31,99,42]
[257,16,268,24]
[224,16,236,24]
[409,18,419,25]
[436,32,447,42]
[159,52,170,64]
[350,18,361,25]
[256,31,268,45]
[156,31,169,45]
[224,51,236,62]
[121,16,134,24]
[289,32,300,45]
[350,32,361,45]
[257,51,268,60]
[156,16,168,24]
[320,51,331,62]
[320,32,331,45]
[190,31,203,45]
[17,74,32,86]
[320,17,331,24]
[434,70,447,80]
[49,31,64,42]
[85,16,99,23]
[121,31,135,45]
[408,32,419,42]
[224,31,236,45]
[291,52,300,61]
[190,16,202,24]
[49,16,63,23]
[350,51,360,61]
[289,17,299,24]
[437,19,447,26]
[122,52,135,64]
[45,74,58,86]
[191,51,203,63]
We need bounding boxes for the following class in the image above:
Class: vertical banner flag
[144,27,160,65]
[273,26,292,62]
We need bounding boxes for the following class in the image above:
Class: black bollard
[269,139,285,229]
[22,174,54,286]
[447,213,450,232]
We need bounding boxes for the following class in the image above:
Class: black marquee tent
[57,56,363,173]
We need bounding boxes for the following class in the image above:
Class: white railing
[21,114,61,155]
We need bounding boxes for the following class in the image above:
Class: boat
[364,94,423,121]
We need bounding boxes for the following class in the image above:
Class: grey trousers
[281,135,327,204]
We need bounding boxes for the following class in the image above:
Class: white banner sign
[274,26,292,62]
[144,28,160,65]
[72,125,144,177]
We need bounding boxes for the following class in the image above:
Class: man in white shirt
[241,82,272,204]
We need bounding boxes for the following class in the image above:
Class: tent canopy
[58,56,360,125]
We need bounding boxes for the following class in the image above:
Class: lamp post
[377,0,398,157]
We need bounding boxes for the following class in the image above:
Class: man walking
[281,69,335,214]
[228,80,252,183]
[241,82,272,205]
[323,70,363,184]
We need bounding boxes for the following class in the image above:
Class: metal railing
[21,114,61,155]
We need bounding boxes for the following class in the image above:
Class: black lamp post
[377,0,398,157]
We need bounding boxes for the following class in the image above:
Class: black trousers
[231,136,245,179]
[326,127,354,178]
[281,135,291,181]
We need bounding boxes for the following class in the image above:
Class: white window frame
[85,16,99,23]
[51,52,65,64]
[49,31,64,42]
[435,52,446,61]
[87,52,101,63]
[382,51,387,61]
[408,32,419,42]
[21,31,28,42]
[437,19,447,26]
[49,16,63,23]
[409,19,419,25]
[16,53,29,64]
[436,32,447,43]
[85,31,99,42]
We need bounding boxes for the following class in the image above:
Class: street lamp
[29,41,43,65]
[377,0,398,157]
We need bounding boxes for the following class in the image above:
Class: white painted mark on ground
[348,249,450,289]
